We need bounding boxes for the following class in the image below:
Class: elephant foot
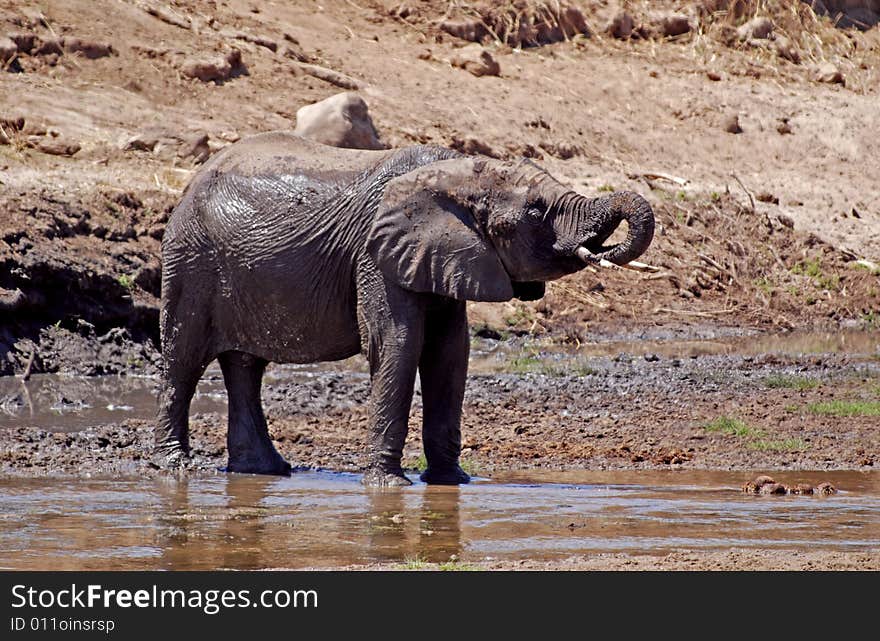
[225,451,292,476]
[362,466,413,487]
[420,465,471,485]
[152,440,190,470]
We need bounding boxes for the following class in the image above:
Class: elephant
[156,132,654,486]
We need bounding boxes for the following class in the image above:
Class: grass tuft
[762,374,820,390]
[806,400,880,417]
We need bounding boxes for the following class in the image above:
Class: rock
[122,134,159,152]
[0,115,24,132]
[439,18,488,43]
[722,113,742,134]
[814,62,844,85]
[707,71,722,81]
[63,38,113,59]
[737,16,774,40]
[742,474,777,493]
[605,11,635,39]
[776,213,795,229]
[178,133,210,163]
[449,44,500,77]
[815,481,837,495]
[656,13,692,37]
[33,37,64,56]
[759,482,787,495]
[790,484,814,495]
[777,118,793,135]
[757,191,779,204]
[30,137,80,156]
[450,135,497,158]
[180,49,245,83]
[8,33,35,54]
[774,35,801,64]
[0,36,17,64]
[294,92,384,150]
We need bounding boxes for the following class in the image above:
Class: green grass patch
[762,375,820,391]
[754,277,774,295]
[703,416,760,438]
[404,454,478,477]
[806,400,880,417]
[400,558,429,570]
[748,438,808,452]
[597,184,615,192]
[791,258,840,291]
[398,558,479,571]
[117,274,134,290]
[437,561,479,571]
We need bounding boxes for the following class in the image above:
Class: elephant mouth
[575,243,658,273]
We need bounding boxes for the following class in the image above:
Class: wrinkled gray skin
[157,133,654,486]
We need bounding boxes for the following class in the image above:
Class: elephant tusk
[576,247,659,273]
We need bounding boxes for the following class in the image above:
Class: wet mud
[1,331,878,478]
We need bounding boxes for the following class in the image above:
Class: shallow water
[0,470,876,570]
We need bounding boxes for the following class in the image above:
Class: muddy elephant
[157,132,654,486]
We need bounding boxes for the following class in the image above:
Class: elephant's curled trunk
[578,191,655,267]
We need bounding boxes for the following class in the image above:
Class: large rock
[293,92,384,150]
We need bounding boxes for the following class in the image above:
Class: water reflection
[0,471,877,570]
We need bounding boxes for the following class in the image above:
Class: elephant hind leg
[155,358,205,467]
[219,350,291,476]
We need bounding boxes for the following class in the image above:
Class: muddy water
[0,471,876,570]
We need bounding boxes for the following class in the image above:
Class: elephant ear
[366,159,514,302]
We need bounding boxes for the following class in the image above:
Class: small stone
[31,137,80,156]
[774,36,800,64]
[63,38,113,59]
[737,16,774,40]
[815,481,837,496]
[122,135,159,152]
[606,11,635,39]
[439,19,488,43]
[743,475,776,493]
[449,44,500,77]
[180,50,245,83]
[814,62,844,85]
[790,484,813,495]
[776,213,795,229]
[657,13,692,38]
[756,191,779,205]
[8,33,35,54]
[777,119,793,135]
[643,353,660,362]
[722,113,742,134]
[450,135,496,158]
[33,37,64,56]
[707,71,722,81]
[178,133,210,163]
[759,482,787,495]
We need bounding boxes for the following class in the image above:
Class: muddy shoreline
[1,333,877,479]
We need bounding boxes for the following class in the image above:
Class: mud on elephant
[156,133,654,486]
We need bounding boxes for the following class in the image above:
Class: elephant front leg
[418,300,471,485]
[362,334,423,487]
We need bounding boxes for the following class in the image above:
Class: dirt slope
[1,0,879,376]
